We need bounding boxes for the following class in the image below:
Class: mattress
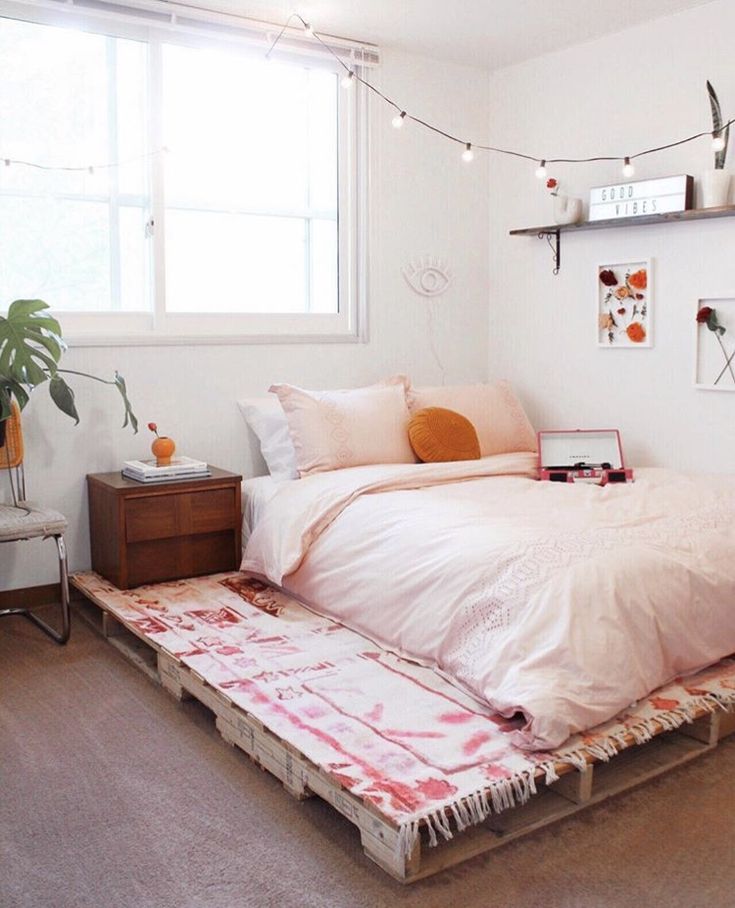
[241,475,283,547]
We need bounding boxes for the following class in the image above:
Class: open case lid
[538,429,625,470]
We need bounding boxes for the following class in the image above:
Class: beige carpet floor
[1,605,734,908]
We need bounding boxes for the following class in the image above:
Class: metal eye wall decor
[402,256,453,297]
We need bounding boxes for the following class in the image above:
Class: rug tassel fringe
[398,687,735,857]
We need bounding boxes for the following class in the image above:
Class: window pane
[308,70,339,213]
[0,17,149,312]
[120,207,152,312]
[311,219,338,313]
[165,210,307,313]
[0,195,107,311]
[162,43,339,314]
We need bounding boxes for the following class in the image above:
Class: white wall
[1,47,490,591]
[487,0,735,473]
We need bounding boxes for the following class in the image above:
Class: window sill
[65,330,367,348]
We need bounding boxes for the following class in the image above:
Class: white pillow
[269,375,415,477]
[407,380,537,456]
[238,397,299,481]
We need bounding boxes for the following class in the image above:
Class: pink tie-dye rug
[73,571,735,855]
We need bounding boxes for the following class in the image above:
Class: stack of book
[122,456,211,483]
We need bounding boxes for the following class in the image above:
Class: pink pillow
[407,381,536,456]
[269,376,415,477]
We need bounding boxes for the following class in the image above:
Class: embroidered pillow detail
[269,376,415,476]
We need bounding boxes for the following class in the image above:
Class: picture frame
[597,259,652,348]
[694,297,735,391]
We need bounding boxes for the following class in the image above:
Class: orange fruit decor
[151,436,176,467]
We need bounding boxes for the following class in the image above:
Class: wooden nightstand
[87,467,242,589]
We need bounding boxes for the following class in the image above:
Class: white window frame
[0,0,369,346]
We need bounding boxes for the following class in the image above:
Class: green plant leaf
[0,299,137,433]
[0,377,30,415]
[707,310,721,333]
[707,80,729,169]
[0,384,11,423]
[114,371,138,433]
[48,374,80,425]
[0,300,62,387]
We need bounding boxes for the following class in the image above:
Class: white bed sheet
[241,475,284,548]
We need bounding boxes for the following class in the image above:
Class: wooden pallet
[73,585,735,883]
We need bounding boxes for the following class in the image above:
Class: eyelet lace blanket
[242,455,735,750]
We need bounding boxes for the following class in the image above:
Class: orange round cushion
[408,407,481,463]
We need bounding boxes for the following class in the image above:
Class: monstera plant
[0,299,137,450]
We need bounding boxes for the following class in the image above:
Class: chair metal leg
[0,535,71,645]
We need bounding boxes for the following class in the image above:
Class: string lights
[263,12,735,179]
[4,14,733,179]
[0,148,167,175]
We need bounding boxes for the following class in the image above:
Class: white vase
[701,169,731,208]
[553,194,583,225]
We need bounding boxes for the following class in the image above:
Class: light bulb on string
[8,1,735,190]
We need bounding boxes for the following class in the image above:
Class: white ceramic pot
[701,169,731,208]
[553,194,583,225]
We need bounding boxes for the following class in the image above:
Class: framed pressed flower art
[694,297,735,391]
[597,259,652,348]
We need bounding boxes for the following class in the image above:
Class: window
[0,4,366,343]
[0,18,150,316]
[162,44,338,317]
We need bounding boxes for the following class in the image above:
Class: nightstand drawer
[125,495,179,542]
[126,532,236,587]
[188,488,237,534]
[125,488,237,543]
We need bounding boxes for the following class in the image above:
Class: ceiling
[191,0,715,69]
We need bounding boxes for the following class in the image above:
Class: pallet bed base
[74,591,735,883]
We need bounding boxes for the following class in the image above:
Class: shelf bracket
[538,229,561,275]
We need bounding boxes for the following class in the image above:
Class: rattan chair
[0,403,70,644]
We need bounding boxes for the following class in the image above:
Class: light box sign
[589,174,693,221]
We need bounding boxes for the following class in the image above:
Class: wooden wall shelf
[509,205,735,273]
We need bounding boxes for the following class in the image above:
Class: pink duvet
[241,454,735,750]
